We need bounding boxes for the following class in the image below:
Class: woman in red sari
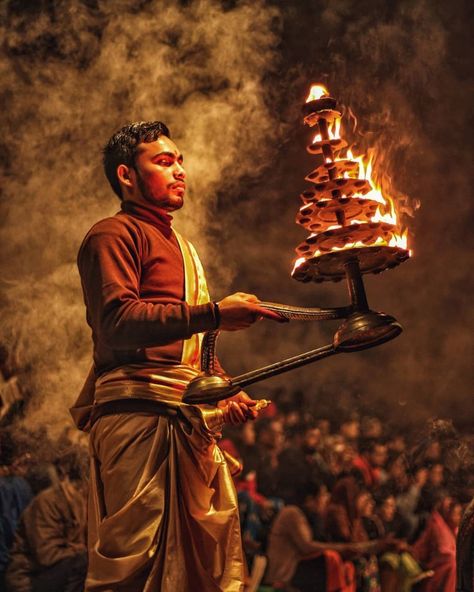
[412,488,456,592]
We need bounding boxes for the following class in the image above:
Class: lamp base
[333,310,402,352]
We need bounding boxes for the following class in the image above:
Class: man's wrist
[212,301,221,329]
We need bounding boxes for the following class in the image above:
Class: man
[264,481,368,592]
[5,448,88,592]
[71,121,283,591]
[277,423,332,502]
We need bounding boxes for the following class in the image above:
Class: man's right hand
[217,292,287,331]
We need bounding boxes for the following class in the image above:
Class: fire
[306,84,329,102]
[342,148,408,247]
[292,257,307,274]
[312,118,341,143]
[295,81,412,280]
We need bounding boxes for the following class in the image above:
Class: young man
[71,121,283,591]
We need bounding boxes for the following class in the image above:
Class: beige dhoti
[87,404,243,592]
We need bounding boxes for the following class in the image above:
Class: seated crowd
[0,395,472,592]
[220,400,472,592]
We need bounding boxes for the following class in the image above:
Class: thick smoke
[0,0,472,435]
[0,0,280,434]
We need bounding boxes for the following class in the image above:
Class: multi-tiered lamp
[183,84,411,404]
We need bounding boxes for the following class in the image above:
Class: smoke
[0,0,280,434]
[0,0,472,435]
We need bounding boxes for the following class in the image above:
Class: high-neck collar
[121,200,173,238]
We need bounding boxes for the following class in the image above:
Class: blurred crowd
[220,398,474,592]
[0,426,88,592]
[0,386,473,592]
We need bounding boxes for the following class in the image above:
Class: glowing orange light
[306,84,329,102]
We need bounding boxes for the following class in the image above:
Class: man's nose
[174,163,186,179]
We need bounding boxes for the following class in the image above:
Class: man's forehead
[137,136,180,155]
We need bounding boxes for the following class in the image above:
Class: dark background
[0,0,472,434]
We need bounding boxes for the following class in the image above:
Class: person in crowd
[0,430,34,589]
[253,417,286,499]
[322,436,357,489]
[265,481,378,592]
[338,415,360,445]
[385,432,406,455]
[391,462,429,541]
[5,447,88,592]
[426,462,445,488]
[315,418,331,439]
[352,439,388,489]
[362,489,433,592]
[411,487,457,592]
[456,496,474,592]
[325,476,390,592]
[360,417,383,440]
[277,423,331,502]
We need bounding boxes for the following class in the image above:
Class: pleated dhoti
[86,407,244,592]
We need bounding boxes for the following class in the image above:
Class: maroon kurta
[77,201,217,377]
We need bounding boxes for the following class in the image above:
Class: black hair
[289,480,325,506]
[103,120,170,199]
[53,447,89,482]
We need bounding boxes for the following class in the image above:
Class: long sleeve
[78,222,216,351]
[281,507,325,556]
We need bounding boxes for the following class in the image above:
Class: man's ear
[117,164,134,188]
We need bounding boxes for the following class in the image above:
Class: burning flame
[312,118,341,144]
[344,147,408,249]
[292,257,307,274]
[296,86,411,275]
[306,84,329,102]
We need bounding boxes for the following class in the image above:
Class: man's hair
[53,447,89,482]
[103,121,170,199]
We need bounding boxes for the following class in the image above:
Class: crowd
[220,400,473,592]
[0,393,472,592]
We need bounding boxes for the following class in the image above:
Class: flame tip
[306,83,330,102]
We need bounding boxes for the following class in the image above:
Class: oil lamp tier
[292,246,410,284]
[297,198,380,231]
[305,160,359,183]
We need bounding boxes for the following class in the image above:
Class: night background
[0,0,472,435]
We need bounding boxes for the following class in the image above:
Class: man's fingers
[250,305,288,323]
[241,396,257,407]
[230,401,246,423]
[245,406,258,420]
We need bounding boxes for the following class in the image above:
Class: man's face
[130,136,186,211]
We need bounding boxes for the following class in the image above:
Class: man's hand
[217,292,287,331]
[218,391,258,425]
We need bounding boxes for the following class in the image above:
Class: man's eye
[157,159,172,166]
